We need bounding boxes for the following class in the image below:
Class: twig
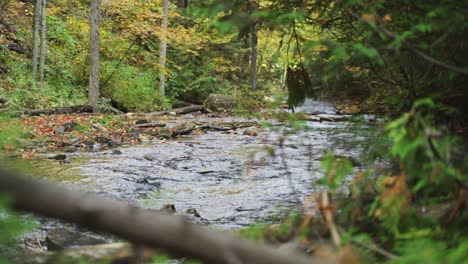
[351,239,400,260]
[36,235,45,252]
[321,190,341,247]
[101,41,136,89]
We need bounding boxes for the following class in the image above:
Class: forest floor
[6,110,264,159]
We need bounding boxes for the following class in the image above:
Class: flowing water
[16,100,377,248]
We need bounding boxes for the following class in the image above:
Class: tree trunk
[251,24,258,90]
[31,0,41,80]
[88,0,100,112]
[38,0,46,89]
[159,0,169,97]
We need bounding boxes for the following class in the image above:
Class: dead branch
[26,105,94,116]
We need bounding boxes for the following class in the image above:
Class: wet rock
[243,128,258,136]
[204,94,237,113]
[54,122,78,134]
[157,127,172,139]
[135,119,149,125]
[197,169,214,175]
[82,139,96,149]
[172,125,194,136]
[49,154,67,161]
[143,155,154,161]
[135,177,161,187]
[186,208,201,218]
[45,228,107,251]
[63,145,78,153]
[111,149,122,155]
[95,136,112,144]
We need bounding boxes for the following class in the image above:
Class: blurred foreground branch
[0,168,325,264]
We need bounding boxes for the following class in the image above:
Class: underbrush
[238,98,468,263]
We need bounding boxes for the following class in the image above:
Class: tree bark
[38,0,46,89]
[88,0,100,112]
[31,0,41,80]
[159,0,169,97]
[0,168,324,264]
[251,24,258,90]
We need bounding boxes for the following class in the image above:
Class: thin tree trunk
[159,0,169,97]
[31,0,41,80]
[38,0,46,89]
[251,24,258,90]
[88,0,100,112]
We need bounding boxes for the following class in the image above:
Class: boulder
[204,94,237,113]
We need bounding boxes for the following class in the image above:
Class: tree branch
[345,8,468,75]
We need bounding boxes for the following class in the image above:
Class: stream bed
[15,100,376,250]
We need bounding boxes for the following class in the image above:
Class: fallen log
[0,168,325,264]
[172,125,195,136]
[303,115,350,122]
[134,122,167,128]
[107,106,124,115]
[148,105,204,116]
[26,105,94,116]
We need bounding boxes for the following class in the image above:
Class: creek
[15,100,377,250]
